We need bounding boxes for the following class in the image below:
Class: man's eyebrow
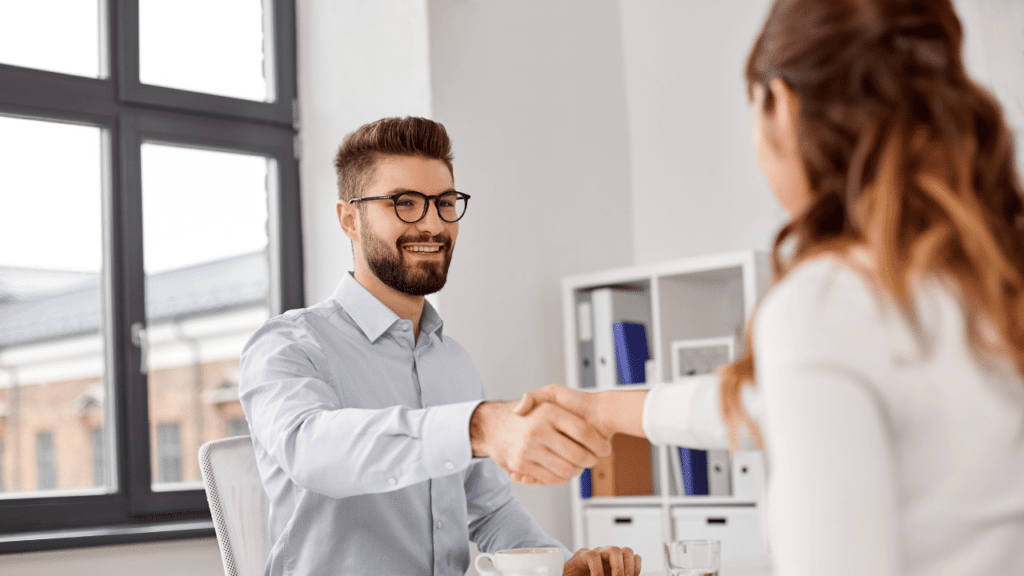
[382,187,457,195]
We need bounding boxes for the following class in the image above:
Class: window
[92,428,107,488]
[0,0,300,549]
[0,439,5,492]
[155,424,181,485]
[227,418,250,438]
[36,432,56,491]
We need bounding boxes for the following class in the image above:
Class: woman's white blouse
[642,258,1024,576]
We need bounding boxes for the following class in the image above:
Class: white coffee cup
[474,547,564,576]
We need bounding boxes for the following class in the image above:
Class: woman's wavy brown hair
[720,0,1024,449]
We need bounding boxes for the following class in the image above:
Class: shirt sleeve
[641,375,762,449]
[463,459,570,558]
[239,315,480,499]
[754,263,902,576]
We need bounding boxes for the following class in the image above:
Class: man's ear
[337,200,360,242]
[768,77,801,155]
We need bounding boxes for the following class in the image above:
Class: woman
[517,0,1024,574]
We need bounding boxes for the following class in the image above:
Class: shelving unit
[562,250,770,574]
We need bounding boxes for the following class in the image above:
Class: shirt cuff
[643,382,694,446]
[421,399,483,478]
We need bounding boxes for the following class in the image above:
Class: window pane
[226,417,249,437]
[0,116,114,498]
[139,0,271,101]
[0,1,102,78]
[156,423,181,484]
[36,432,56,490]
[141,143,272,491]
[92,427,108,487]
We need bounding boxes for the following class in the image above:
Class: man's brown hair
[333,117,455,202]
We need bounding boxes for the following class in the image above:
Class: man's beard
[361,225,454,296]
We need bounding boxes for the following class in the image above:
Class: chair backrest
[199,435,271,576]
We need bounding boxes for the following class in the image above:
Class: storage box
[585,507,664,574]
[670,506,764,561]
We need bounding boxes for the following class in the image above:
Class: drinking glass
[664,539,720,576]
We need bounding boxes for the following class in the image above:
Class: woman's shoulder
[755,253,897,362]
[761,254,884,322]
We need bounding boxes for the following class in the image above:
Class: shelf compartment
[573,281,654,390]
[655,266,747,384]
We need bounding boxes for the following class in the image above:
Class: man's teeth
[405,246,440,253]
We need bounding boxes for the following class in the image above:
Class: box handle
[707,517,727,525]
[614,517,633,525]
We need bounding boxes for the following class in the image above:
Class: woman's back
[756,257,1024,576]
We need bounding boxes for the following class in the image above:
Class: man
[240,117,642,576]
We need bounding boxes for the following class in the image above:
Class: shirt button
[436,520,443,529]
[445,461,454,470]
[389,478,397,487]
[402,322,410,332]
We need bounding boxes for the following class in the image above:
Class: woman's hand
[514,385,605,432]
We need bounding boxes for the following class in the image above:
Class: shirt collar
[334,273,445,343]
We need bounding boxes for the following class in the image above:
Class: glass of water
[664,539,720,576]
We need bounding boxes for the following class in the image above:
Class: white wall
[426,0,634,546]
[619,0,785,265]
[297,0,433,304]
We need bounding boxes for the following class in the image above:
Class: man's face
[356,155,458,296]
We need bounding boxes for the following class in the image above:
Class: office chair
[199,435,271,576]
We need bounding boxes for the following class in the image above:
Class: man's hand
[564,546,642,576]
[470,400,611,485]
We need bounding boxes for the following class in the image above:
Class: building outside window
[155,423,181,485]
[36,432,56,491]
[91,427,106,488]
[0,0,300,549]
[0,438,5,492]
[227,417,249,438]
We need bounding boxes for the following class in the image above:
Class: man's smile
[402,243,444,255]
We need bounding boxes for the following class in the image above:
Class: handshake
[469,385,647,486]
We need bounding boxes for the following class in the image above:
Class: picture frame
[670,336,736,381]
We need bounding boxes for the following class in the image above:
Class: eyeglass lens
[395,192,467,223]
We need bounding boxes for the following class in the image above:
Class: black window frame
[0,0,301,551]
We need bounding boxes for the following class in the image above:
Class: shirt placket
[415,329,455,575]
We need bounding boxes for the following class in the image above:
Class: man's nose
[416,201,446,234]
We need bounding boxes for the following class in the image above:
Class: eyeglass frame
[348,190,472,223]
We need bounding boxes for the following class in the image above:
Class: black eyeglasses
[349,191,471,223]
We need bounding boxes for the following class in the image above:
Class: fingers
[512,395,537,416]
[586,549,603,576]
[513,384,561,416]
[537,426,602,470]
[493,394,610,484]
[539,403,612,459]
[509,442,583,485]
[509,472,543,485]
[585,546,626,576]
[604,546,625,576]
[617,547,637,576]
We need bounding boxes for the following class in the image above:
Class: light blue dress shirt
[239,273,566,576]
